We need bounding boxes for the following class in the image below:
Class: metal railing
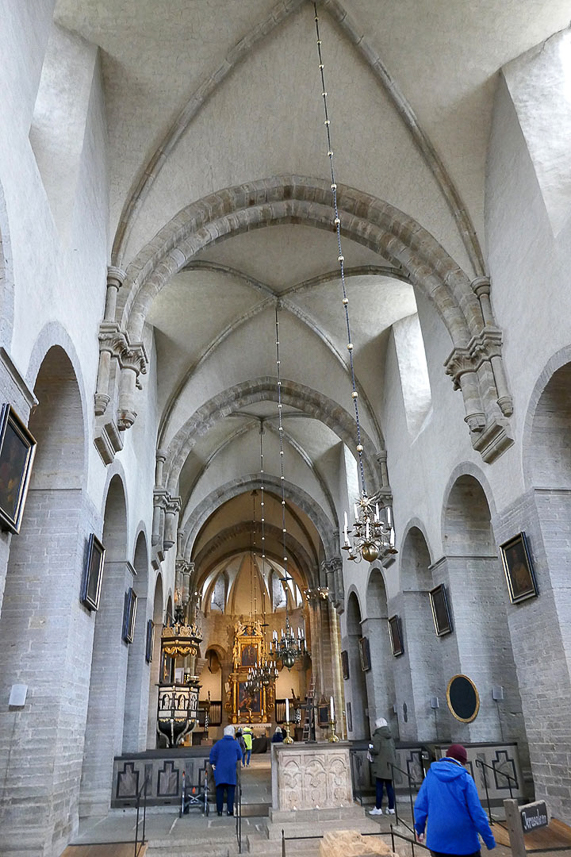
[133,774,150,857]
[235,780,243,853]
[280,826,430,857]
[389,762,421,835]
[474,758,518,823]
[389,825,430,857]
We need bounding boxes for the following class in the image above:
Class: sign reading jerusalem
[520,800,548,833]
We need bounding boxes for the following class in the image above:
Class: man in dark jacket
[414,744,496,856]
[368,717,397,815]
[209,725,243,816]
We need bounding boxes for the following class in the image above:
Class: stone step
[268,806,368,824]
[265,816,382,840]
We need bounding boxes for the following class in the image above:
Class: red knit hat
[447,744,468,764]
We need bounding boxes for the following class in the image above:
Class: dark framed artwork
[499,531,538,604]
[447,674,480,723]
[388,615,404,657]
[358,636,371,672]
[429,584,453,636]
[318,703,330,727]
[0,404,37,534]
[346,701,352,732]
[81,533,106,611]
[122,587,137,643]
[145,619,154,663]
[341,649,350,680]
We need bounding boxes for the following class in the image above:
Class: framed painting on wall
[388,615,404,656]
[358,636,371,672]
[122,587,137,643]
[341,649,350,680]
[499,531,538,604]
[81,533,106,611]
[429,584,453,636]
[145,619,154,662]
[0,404,37,534]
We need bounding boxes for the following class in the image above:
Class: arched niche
[147,572,164,747]
[441,473,523,745]
[397,526,451,742]
[123,529,150,753]
[363,568,396,737]
[0,345,87,853]
[344,590,368,740]
[80,474,129,817]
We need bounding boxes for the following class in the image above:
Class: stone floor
[72,755,571,857]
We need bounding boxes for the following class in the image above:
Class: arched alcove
[0,345,87,853]
[442,474,523,744]
[344,591,368,740]
[80,474,129,817]
[364,568,396,737]
[123,529,150,753]
[398,526,451,742]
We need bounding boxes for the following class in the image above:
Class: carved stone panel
[275,745,353,810]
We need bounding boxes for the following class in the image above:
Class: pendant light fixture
[313,3,396,563]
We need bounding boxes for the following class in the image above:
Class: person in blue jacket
[414,744,496,856]
[209,725,243,816]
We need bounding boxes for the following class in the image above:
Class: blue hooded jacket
[414,758,496,854]
[209,734,243,786]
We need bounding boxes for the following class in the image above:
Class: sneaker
[387,808,396,815]
[369,807,383,815]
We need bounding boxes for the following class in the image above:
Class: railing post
[476,760,493,824]
[142,776,148,849]
[281,828,286,857]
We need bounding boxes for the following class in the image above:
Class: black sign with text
[520,800,548,833]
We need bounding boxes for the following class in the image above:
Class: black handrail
[390,762,421,835]
[474,758,517,823]
[235,780,242,853]
[390,824,430,857]
[349,748,363,805]
[134,774,150,857]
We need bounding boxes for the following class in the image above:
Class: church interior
[1,1,571,854]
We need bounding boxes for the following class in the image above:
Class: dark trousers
[375,777,395,809]
[243,749,251,766]
[216,783,235,813]
[430,852,480,857]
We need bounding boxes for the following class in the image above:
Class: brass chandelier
[313,3,396,563]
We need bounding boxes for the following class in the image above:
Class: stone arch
[181,474,337,564]
[344,588,368,740]
[167,378,382,498]
[396,525,450,742]
[123,528,150,753]
[519,352,571,816]
[191,522,318,592]
[441,472,524,746]
[0,345,88,853]
[119,178,480,346]
[81,474,129,816]
[25,322,89,482]
[99,180,511,462]
[147,571,164,747]
[364,568,396,737]
[0,179,14,347]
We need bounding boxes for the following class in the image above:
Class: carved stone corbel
[164,496,182,551]
[321,557,344,612]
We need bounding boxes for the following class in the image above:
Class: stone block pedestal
[271,742,353,811]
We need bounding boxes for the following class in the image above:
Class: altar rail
[112,747,210,807]
[350,741,527,807]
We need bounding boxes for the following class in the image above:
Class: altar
[271,742,353,811]
[225,621,276,724]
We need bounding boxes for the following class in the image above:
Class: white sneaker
[369,807,383,815]
[387,808,396,815]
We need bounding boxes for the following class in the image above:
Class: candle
[375,503,380,522]
[330,696,335,720]
[386,505,392,527]
[354,504,359,521]
[286,698,290,722]
[365,521,370,539]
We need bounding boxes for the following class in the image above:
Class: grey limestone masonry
[495,490,571,820]
[0,488,97,855]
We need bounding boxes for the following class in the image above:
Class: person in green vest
[242,726,253,766]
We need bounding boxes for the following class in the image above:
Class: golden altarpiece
[225,620,275,724]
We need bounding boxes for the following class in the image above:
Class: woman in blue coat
[414,744,495,856]
[209,725,243,816]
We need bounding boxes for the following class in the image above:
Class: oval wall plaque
[446,674,480,723]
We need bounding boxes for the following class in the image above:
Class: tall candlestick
[285,698,290,722]
[330,695,335,720]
